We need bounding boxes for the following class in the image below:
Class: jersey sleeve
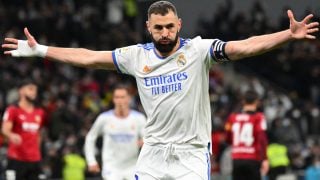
[256,113,268,160]
[210,39,230,63]
[40,109,48,127]
[257,113,267,131]
[112,45,138,75]
[84,114,105,166]
[258,130,268,160]
[224,114,234,132]
[2,106,16,123]
[224,114,234,144]
[193,36,230,66]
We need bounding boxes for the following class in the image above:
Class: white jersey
[84,110,146,170]
[112,36,228,148]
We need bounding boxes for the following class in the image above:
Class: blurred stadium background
[0,0,319,179]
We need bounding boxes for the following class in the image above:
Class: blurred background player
[84,85,146,180]
[1,79,46,180]
[225,90,268,180]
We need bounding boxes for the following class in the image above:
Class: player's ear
[146,21,151,33]
[178,18,182,32]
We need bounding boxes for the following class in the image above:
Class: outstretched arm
[225,10,319,60]
[2,28,115,69]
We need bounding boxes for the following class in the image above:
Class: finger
[306,34,316,39]
[2,44,18,49]
[302,14,314,24]
[307,22,319,29]
[287,10,296,22]
[307,28,319,34]
[24,27,35,41]
[4,38,18,44]
[9,50,19,57]
[4,51,12,55]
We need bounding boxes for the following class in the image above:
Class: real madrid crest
[177,54,186,67]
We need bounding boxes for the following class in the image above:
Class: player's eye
[165,24,174,29]
[154,25,163,30]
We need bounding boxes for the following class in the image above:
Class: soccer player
[225,90,268,180]
[84,85,146,180]
[2,1,319,179]
[1,79,46,180]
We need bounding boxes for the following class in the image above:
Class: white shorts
[135,143,211,180]
[102,165,136,180]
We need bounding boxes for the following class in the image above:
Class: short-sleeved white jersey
[112,36,228,148]
[84,110,146,170]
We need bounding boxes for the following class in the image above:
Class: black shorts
[5,158,42,180]
[232,159,262,180]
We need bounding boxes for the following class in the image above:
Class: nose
[161,28,169,38]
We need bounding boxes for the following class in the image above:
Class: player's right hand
[88,163,101,173]
[2,27,47,57]
[9,133,22,145]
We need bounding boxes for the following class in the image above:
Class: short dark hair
[112,84,130,94]
[17,78,37,88]
[243,90,259,104]
[148,1,177,18]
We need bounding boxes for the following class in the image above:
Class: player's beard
[151,32,179,54]
[25,95,37,105]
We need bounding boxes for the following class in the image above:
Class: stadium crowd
[0,0,319,179]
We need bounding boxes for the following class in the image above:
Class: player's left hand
[260,159,269,176]
[88,163,100,173]
[9,133,22,145]
[288,10,319,40]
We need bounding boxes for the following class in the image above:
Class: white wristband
[35,44,48,58]
[11,40,48,58]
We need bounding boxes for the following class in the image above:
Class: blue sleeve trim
[206,153,211,180]
[222,43,230,60]
[209,44,214,59]
[112,50,122,73]
[211,39,230,63]
[210,40,218,60]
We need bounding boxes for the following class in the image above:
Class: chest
[136,46,201,76]
[103,119,138,143]
[14,111,43,132]
[103,119,137,134]
[136,50,204,91]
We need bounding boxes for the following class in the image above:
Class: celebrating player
[84,85,146,180]
[2,1,319,179]
[225,90,268,180]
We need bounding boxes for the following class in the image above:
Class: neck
[114,108,130,119]
[18,99,34,112]
[242,104,257,112]
[156,38,181,57]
